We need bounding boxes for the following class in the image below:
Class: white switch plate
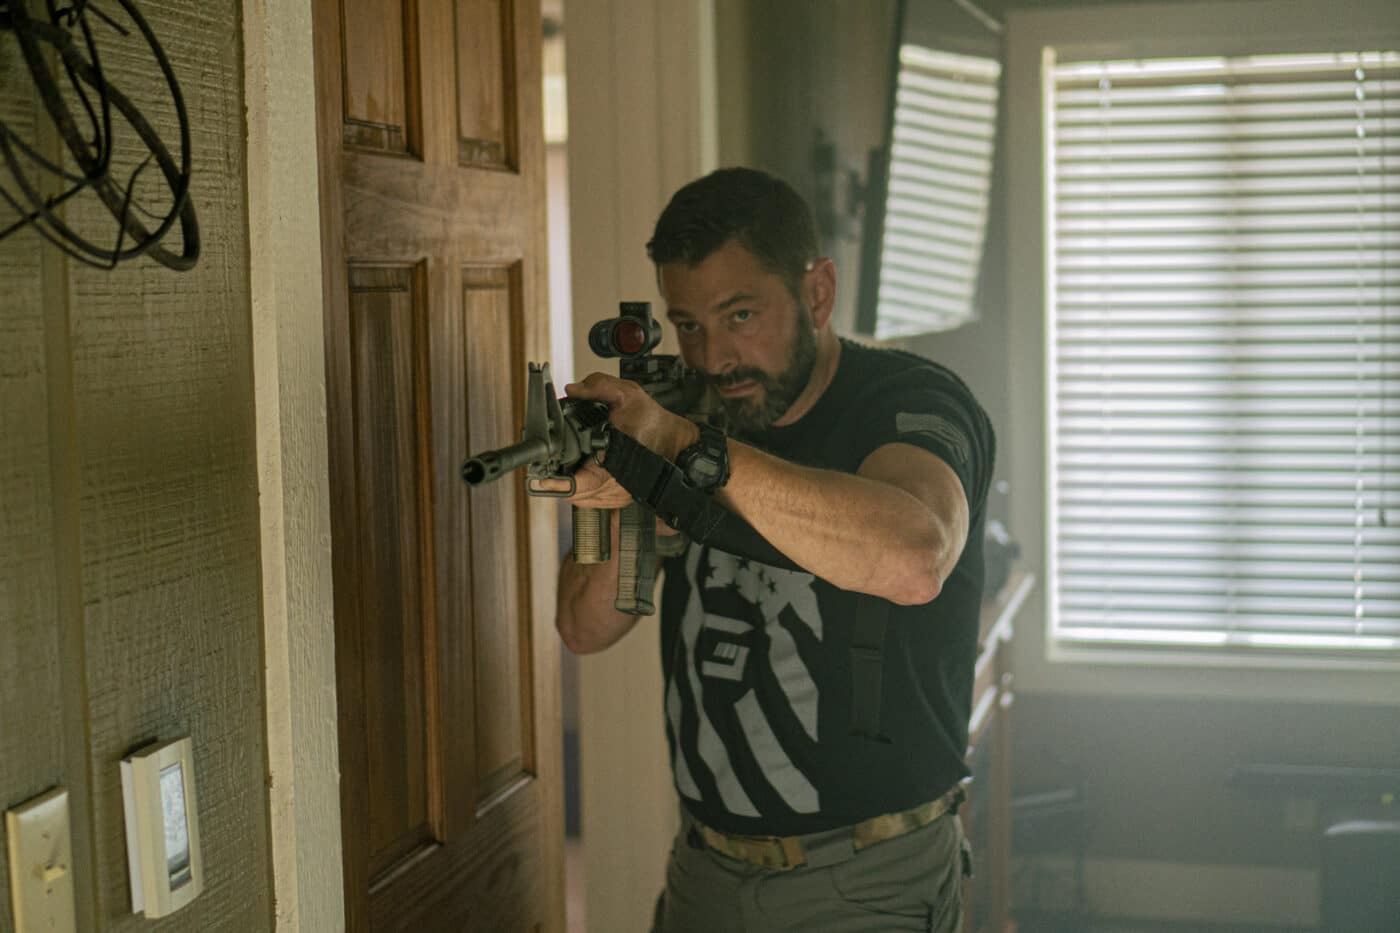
[5,787,77,933]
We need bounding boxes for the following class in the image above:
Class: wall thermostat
[120,737,204,917]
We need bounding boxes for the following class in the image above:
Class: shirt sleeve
[844,367,996,510]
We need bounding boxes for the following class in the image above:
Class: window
[864,45,1001,339]
[1043,49,1400,662]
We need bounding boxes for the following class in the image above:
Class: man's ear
[803,257,838,330]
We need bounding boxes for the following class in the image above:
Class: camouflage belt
[695,784,964,872]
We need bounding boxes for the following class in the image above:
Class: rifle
[461,302,705,615]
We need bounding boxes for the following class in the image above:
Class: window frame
[1005,0,1400,702]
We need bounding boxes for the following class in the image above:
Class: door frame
[244,1,346,930]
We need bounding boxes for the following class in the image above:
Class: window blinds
[872,45,1000,340]
[1048,51,1400,657]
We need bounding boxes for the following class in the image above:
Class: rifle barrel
[462,437,553,486]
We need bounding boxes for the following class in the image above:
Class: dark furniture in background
[1229,764,1400,932]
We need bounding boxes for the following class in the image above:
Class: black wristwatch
[675,422,730,493]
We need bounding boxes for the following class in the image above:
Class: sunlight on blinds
[873,45,1000,340]
[1047,51,1400,658]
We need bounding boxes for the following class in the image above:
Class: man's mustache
[708,369,769,390]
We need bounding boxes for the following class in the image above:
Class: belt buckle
[741,834,805,871]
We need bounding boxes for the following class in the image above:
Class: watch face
[688,457,723,486]
[682,425,728,490]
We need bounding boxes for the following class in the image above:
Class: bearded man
[553,167,995,933]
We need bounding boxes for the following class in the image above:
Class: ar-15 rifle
[461,302,705,615]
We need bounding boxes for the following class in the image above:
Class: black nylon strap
[601,429,800,571]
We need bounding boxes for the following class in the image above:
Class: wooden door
[311,1,562,930]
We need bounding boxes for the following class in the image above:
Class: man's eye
[676,321,700,336]
[731,309,753,325]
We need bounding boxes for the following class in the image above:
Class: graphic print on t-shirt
[667,545,825,817]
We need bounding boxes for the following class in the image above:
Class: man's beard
[710,304,818,435]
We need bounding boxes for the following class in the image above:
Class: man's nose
[697,329,739,378]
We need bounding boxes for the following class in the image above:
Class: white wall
[564,2,718,931]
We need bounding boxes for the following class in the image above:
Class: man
[554,168,995,932]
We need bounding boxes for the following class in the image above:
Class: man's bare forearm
[555,551,641,654]
[716,441,958,606]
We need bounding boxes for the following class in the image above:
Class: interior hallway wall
[716,0,1400,926]
[0,2,273,930]
[566,1,718,929]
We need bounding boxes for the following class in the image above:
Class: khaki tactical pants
[651,810,967,933]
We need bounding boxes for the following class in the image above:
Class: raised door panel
[369,788,543,931]
[454,0,517,168]
[340,0,417,153]
[346,263,437,882]
[462,265,530,811]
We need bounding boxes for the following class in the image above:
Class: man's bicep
[857,442,971,576]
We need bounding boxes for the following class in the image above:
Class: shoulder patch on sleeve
[895,412,971,467]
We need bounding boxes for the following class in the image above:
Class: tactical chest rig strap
[602,428,891,742]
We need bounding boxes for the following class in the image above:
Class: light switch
[5,787,77,933]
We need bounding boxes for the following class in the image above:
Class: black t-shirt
[659,338,996,836]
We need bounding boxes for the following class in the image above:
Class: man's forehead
[658,245,781,315]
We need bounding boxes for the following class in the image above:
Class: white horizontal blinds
[1049,51,1400,655]
[874,45,1000,340]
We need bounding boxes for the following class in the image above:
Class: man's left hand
[565,373,699,461]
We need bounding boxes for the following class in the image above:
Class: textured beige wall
[0,2,273,930]
[0,34,71,933]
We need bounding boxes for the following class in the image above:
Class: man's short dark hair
[646,167,819,300]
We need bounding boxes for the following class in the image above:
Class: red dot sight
[588,302,663,359]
